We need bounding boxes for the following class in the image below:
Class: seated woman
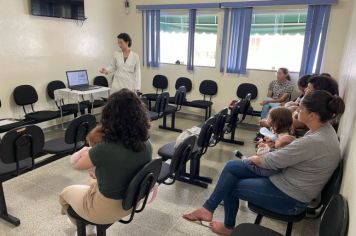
[59,89,152,227]
[183,90,345,236]
[292,75,339,130]
[260,68,294,119]
[260,74,311,128]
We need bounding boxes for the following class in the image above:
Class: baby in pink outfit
[70,125,104,178]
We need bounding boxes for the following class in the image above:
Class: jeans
[242,159,280,177]
[260,103,281,119]
[203,160,308,229]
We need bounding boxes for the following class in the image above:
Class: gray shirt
[268,80,294,100]
[260,123,341,203]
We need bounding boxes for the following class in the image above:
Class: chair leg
[159,112,182,133]
[221,126,244,145]
[97,225,107,236]
[254,214,263,225]
[76,221,86,236]
[285,222,293,236]
[0,183,20,226]
[176,158,212,188]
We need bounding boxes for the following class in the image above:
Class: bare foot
[183,207,213,222]
[209,221,233,236]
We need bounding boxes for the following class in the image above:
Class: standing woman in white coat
[100,33,141,93]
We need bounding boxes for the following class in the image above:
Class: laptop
[66,70,101,91]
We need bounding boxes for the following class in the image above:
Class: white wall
[116,0,353,119]
[337,0,356,235]
[0,0,120,125]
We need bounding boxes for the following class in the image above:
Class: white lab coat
[105,50,141,93]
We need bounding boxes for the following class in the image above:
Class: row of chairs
[143,74,260,120]
[0,114,97,226]
[0,76,108,134]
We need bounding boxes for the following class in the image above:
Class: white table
[54,87,110,126]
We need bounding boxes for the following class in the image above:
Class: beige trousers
[59,180,131,225]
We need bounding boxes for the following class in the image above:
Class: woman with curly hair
[59,89,152,229]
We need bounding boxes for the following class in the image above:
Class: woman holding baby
[183,90,345,236]
[59,89,152,226]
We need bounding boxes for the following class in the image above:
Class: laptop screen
[66,70,89,88]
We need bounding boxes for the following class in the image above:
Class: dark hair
[320,73,332,77]
[308,75,339,95]
[117,33,132,47]
[279,67,291,81]
[269,107,293,134]
[101,89,150,152]
[301,90,345,123]
[298,74,311,88]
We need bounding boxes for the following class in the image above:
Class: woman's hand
[99,68,109,75]
[260,100,269,105]
[248,155,262,166]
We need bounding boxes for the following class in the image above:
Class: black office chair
[169,77,192,103]
[0,125,44,226]
[236,83,258,116]
[157,135,196,185]
[210,108,228,146]
[149,92,169,121]
[232,194,348,236]
[143,75,168,110]
[189,80,218,120]
[93,76,109,87]
[158,118,214,188]
[13,85,61,122]
[159,86,186,132]
[67,159,162,236]
[47,80,87,117]
[222,93,251,145]
[248,161,343,236]
[43,114,96,155]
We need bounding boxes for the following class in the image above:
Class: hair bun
[327,96,345,116]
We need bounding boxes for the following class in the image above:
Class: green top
[89,140,152,200]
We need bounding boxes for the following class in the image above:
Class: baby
[70,125,104,178]
[243,107,295,176]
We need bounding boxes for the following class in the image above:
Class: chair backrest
[199,80,218,99]
[47,80,66,100]
[154,92,170,115]
[13,85,38,106]
[174,86,187,110]
[213,109,228,144]
[236,83,258,100]
[319,194,348,236]
[64,114,97,147]
[93,76,109,87]
[175,77,192,92]
[319,161,344,213]
[197,118,214,154]
[152,75,168,91]
[120,159,162,223]
[237,93,252,123]
[0,125,44,175]
[169,135,196,176]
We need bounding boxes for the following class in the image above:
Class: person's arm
[274,135,295,149]
[100,53,118,75]
[258,137,311,170]
[134,54,141,91]
[263,93,289,104]
[73,148,95,170]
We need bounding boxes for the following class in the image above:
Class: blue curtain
[225,8,253,74]
[145,10,160,67]
[187,9,197,71]
[220,8,230,72]
[299,5,331,76]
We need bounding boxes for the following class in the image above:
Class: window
[160,12,218,67]
[160,12,189,65]
[247,11,307,72]
[194,14,218,67]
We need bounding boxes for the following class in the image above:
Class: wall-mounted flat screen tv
[31,0,85,20]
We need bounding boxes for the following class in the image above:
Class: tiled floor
[0,114,319,236]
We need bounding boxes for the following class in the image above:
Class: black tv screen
[31,0,85,20]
